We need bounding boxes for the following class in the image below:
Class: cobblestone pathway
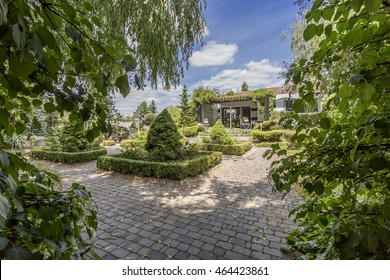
[38,147,298,260]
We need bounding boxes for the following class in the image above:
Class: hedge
[103,140,116,146]
[120,139,145,149]
[252,130,285,142]
[193,142,252,155]
[97,151,222,180]
[31,148,107,163]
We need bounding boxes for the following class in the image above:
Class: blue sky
[115,0,299,116]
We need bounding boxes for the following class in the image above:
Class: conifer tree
[179,85,195,127]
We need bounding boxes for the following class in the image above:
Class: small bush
[193,142,252,155]
[97,151,222,180]
[103,140,116,146]
[145,109,182,161]
[120,139,145,149]
[31,148,107,163]
[202,136,212,143]
[182,125,199,137]
[209,119,235,145]
[252,130,285,142]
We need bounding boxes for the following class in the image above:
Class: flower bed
[31,148,107,163]
[97,151,222,180]
[193,142,252,155]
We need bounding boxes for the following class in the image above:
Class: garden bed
[193,142,252,155]
[30,148,107,163]
[97,151,222,180]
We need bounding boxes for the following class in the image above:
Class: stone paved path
[36,147,298,260]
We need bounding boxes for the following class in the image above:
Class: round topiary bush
[209,119,234,145]
[145,109,182,161]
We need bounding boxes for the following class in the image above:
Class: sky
[114,0,299,117]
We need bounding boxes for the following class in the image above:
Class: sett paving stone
[37,147,298,260]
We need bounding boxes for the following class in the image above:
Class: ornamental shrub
[209,119,234,145]
[194,142,252,155]
[145,109,182,161]
[59,123,88,152]
[103,140,116,146]
[252,130,284,142]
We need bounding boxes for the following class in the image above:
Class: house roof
[209,86,288,103]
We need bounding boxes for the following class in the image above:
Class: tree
[0,0,206,259]
[267,0,390,259]
[241,81,249,91]
[166,105,181,126]
[179,85,195,127]
[209,119,234,145]
[149,100,158,114]
[145,109,182,161]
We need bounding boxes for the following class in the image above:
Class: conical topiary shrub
[145,109,182,161]
[59,123,88,152]
[209,119,234,145]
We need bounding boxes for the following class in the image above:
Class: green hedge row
[31,148,107,163]
[120,139,145,149]
[193,142,252,155]
[252,130,285,142]
[97,151,222,180]
[103,140,116,146]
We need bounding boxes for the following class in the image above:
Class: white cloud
[114,86,182,116]
[203,26,210,37]
[191,59,284,92]
[189,41,238,67]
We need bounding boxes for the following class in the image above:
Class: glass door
[222,107,240,128]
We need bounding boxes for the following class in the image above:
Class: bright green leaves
[342,29,365,49]
[303,24,317,41]
[365,0,383,12]
[359,83,375,102]
[59,1,76,20]
[115,74,130,97]
[322,7,334,20]
[339,83,352,98]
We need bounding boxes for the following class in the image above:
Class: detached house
[197,87,301,129]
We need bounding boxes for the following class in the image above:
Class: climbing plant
[266,0,390,259]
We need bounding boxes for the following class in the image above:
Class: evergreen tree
[241,81,249,92]
[179,85,195,127]
[149,100,158,114]
[145,109,182,161]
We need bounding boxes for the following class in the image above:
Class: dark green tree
[59,123,89,152]
[149,100,158,114]
[179,85,195,127]
[145,109,182,161]
[241,81,249,91]
[209,119,234,145]
[267,0,390,259]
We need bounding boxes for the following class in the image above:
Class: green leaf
[303,24,317,41]
[60,1,76,20]
[369,156,387,171]
[360,83,375,102]
[339,98,349,113]
[292,99,303,112]
[70,48,82,62]
[380,199,390,219]
[9,55,35,78]
[339,83,352,98]
[312,0,324,10]
[91,16,101,27]
[4,247,33,260]
[359,226,379,252]
[65,27,80,41]
[115,74,130,97]
[365,0,383,12]
[320,117,332,129]
[0,152,10,169]
[44,103,57,113]
[15,122,25,134]
[12,23,25,49]
[84,2,94,11]
[0,193,11,228]
[0,236,8,250]
[105,45,116,57]
[322,7,334,20]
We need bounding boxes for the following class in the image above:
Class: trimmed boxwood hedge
[193,142,252,155]
[97,151,222,180]
[31,148,107,163]
[103,140,116,146]
[252,130,285,142]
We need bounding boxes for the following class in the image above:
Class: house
[197,87,301,128]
